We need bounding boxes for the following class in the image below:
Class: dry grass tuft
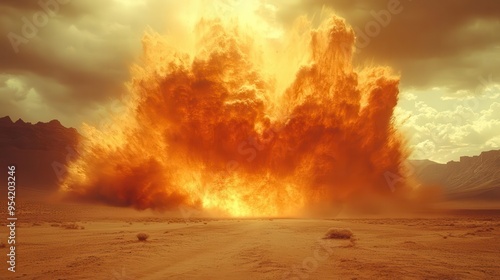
[62,223,80,230]
[137,233,149,241]
[324,228,353,240]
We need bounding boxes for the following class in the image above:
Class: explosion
[61,10,408,217]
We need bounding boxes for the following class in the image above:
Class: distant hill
[410,150,500,200]
[0,116,80,191]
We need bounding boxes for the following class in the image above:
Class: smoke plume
[61,11,409,217]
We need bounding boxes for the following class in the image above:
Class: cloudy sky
[1,0,499,163]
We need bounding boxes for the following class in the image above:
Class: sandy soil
[0,195,499,280]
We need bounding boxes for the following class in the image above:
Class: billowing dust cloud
[61,11,410,217]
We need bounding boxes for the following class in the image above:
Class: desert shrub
[324,228,353,239]
[137,233,149,241]
[62,223,80,230]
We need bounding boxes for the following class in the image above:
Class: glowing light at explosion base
[61,9,409,217]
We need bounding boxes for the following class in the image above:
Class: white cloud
[402,92,417,101]
[397,92,500,163]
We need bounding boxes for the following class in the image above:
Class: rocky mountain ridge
[411,150,500,200]
[0,116,80,191]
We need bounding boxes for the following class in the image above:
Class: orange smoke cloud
[61,13,408,217]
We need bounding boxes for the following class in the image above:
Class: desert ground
[0,191,499,280]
